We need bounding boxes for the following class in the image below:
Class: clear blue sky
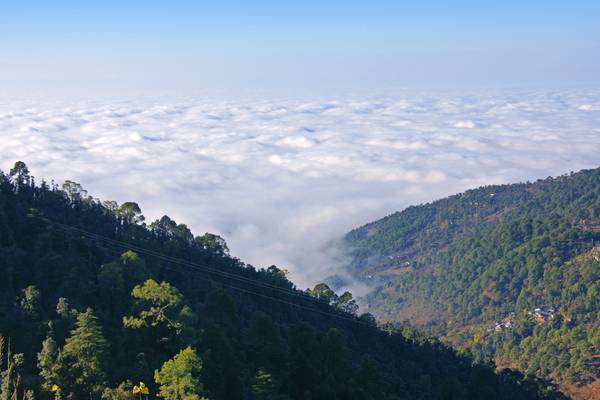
[2,1,599,96]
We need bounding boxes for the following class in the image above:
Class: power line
[39,217,323,301]
[160,263,373,327]
[34,216,375,328]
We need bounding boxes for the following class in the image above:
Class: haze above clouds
[1,91,600,289]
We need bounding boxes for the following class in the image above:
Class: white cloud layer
[1,90,600,291]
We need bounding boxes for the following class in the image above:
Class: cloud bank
[1,90,600,291]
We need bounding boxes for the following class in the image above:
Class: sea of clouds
[1,90,600,292]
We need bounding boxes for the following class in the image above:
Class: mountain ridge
[343,167,600,399]
[0,161,566,400]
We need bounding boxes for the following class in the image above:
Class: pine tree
[19,286,41,318]
[154,347,206,400]
[251,368,287,400]
[123,280,186,334]
[37,332,60,392]
[8,162,31,192]
[60,308,109,399]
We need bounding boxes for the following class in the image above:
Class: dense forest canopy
[344,167,600,398]
[0,161,565,400]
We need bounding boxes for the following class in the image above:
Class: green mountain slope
[0,161,565,400]
[344,168,600,396]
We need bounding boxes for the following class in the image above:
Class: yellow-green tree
[59,308,109,398]
[154,347,206,400]
[123,279,186,333]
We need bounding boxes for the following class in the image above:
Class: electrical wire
[38,217,325,300]
[33,216,376,328]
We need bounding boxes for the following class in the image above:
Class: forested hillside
[0,161,564,400]
[344,168,600,399]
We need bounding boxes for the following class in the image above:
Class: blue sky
[2,1,599,95]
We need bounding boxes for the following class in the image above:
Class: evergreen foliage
[0,161,567,400]
[58,309,110,398]
[154,347,205,400]
[345,167,600,389]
